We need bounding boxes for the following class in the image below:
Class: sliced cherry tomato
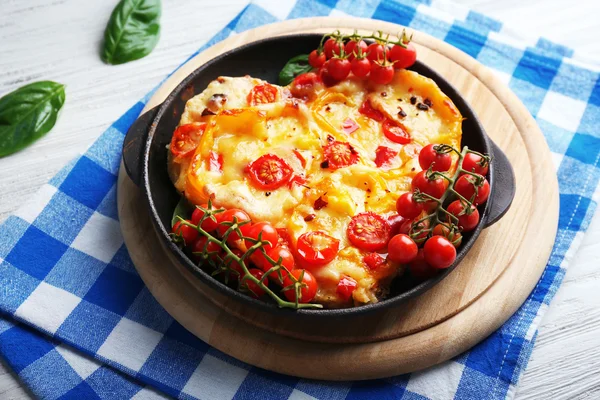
[387,234,418,263]
[432,224,463,248]
[345,39,368,60]
[359,100,384,122]
[247,84,278,106]
[462,152,489,176]
[337,276,357,301]
[351,57,371,78]
[170,123,206,157]
[323,141,359,170]
[209,151,223,173]
[296,231,340,267]
[244,268,266,298]
[328,57,351,80]
[447,200,480,232]
[323,38,342,58]
[245,222,279,251]
[347,212,391,252]
[216,209,252,243]
[419,144,452,172]
[172,220,198,245]
[409,249,437,280]
[396,192,423,219]
[411,170,447,200]
[282,269,317,303]
[308,50,326,68]
[387,214,405,237]
[247,154,293,190]
[374,146,398,168]
[454,175,490,205]
[389,43,417,70]
[366,43,386,62]
[383,119,411,144]
[265,246,295,284]
[370,61,394,85]
[423,235,456,269]
[342,118,359,134]
[191,204,219,232]
[363,252,386,270]
[276,228,293,248]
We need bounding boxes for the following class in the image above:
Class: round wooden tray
[117,17,558,380]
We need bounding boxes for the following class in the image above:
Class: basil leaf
[278,54,312,86]
[101,0,161,65]
[171,196,193,228]
[0,81,65,158]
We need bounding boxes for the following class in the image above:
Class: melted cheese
[169,72,462,307]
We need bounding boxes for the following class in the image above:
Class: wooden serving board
[117,17,559,380]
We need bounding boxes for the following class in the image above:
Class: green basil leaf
[101,0,161,65]
[278,54,312,86]
[171,196,193,228]
[0,81,65,158]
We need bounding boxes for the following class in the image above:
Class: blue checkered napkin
[1,0,599,399]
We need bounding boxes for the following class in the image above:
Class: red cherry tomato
[409,249,438,280]
[191,204,219,232]
[216,209,252,242]
[432,224,463,248]
[347,212,391,252]
[245,222,279,251]
[224,248,247,282]
[410,218,431,242]
[382,119,411,144]
[308,50,326,68]
[351,57,371,78]
[282,269,317,303]
[345,39,368,60]
[389,43,417,69]
[337,276,357,301]
[170,123,206,158]
[296,231,340,267]
[399,219,412,235]
[370,61,395,85]
[363,252,386,270]
[190,236,222,264]
[264,246,295,284]
[462,152,489,176]
[366,43,386,62]
[244,268,266,298]
[358,100,385,122]
[374,146,398,168]
[318,63,340,87]
[324,38,342,58]
[387,214,405,237]
[454,175,490,205]
[247,154,293,190]
[323,141,359,170]
[247,84,278,106]
[447,200,480,232]
[419,144,452,172]
[387,234,418,263]
[411,170,447,200]
[172,220,198,245]
[396,192,423,219]
[423,235,457,269]
[328,58,352,81]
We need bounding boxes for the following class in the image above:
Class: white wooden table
[1,1,599,398]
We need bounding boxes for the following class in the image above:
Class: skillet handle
[484,139,516,228]
[122,106,160,187]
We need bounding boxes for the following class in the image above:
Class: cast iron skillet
[122,34,515,319]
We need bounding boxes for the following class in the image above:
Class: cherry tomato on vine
[323,141,359,169]
[419,144,452,172]
[408,218,431,242]
[244,268,266,298]
[370,61,395,85]
[345,39,367,60]
[351,57,371,78]
[454,174,490,205]
[411,170,447,199]
[366,43,386,62]
[337,276,357,301]
[382,119,411,144]
[328,57,352,80]
[396,192,423,219]
[190,236,222,264]
[308,49,326,68]
[318,63,340,87]
[247,154,293,190]
[387,214,405,237]
[216,209,252,242]
[296,231,340,267]
[347,212,391,252]
[245,222,279,251]
[323,38,342,58]
[389,43,417,70]
[247,84,278,106]
[423,235,456,269]
[172,220,198,245]
[363,252,387,270]
[282,269,317,303]
[223,248,246,282]
[264,246,295,283]
[432,224,463,248]
[191,204,219,232]
[399,219,412,235]
[170,123,206,158]
[462,152,489,176]
[409,249,438,280]
[387,234,418,264]
[447,200,480,232]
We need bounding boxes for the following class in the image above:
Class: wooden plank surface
[0,0,598,398]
